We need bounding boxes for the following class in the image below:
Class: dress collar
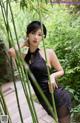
[28,48,40,55]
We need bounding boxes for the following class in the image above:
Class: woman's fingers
[54,82,58,89]
[48,82,58,93]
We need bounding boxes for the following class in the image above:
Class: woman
[8,21,71,123]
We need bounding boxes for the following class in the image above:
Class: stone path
[1,81,54,123]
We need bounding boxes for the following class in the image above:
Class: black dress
[24,48,71,119]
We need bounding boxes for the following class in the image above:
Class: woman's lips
[33,40,37,43]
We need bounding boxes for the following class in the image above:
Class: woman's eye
[31,31,42,36]
[38,34,42,36]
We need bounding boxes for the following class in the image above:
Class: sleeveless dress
[24,48,71,118]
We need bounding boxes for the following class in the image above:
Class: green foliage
[44,5,80,111]
[54,14,80,105]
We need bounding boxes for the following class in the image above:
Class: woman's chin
[32,44,38,47]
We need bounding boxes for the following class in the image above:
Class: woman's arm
[48,49,64,92]
[49,49,64,79]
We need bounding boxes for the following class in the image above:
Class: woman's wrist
[50,73,56,79]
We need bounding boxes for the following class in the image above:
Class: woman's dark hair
[26,21,47,38]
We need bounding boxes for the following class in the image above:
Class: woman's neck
[29,46,38,53]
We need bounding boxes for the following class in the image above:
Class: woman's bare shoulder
[39,48,55,61]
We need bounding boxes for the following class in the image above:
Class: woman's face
[28,29,43,47]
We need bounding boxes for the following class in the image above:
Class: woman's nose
[34,34,38,40]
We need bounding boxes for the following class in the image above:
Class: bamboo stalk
[8,1,39,122]
[1,1,24,123]
[23,68,39,123]
[36,1,58,123]
[15,59,39,123]
[0,1,39,122]
[0,3,38,123]
[6,50,38,123]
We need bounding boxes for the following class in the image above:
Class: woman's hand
[48,74,58,93]
[8,40,29,59]
[8,48,16,58]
